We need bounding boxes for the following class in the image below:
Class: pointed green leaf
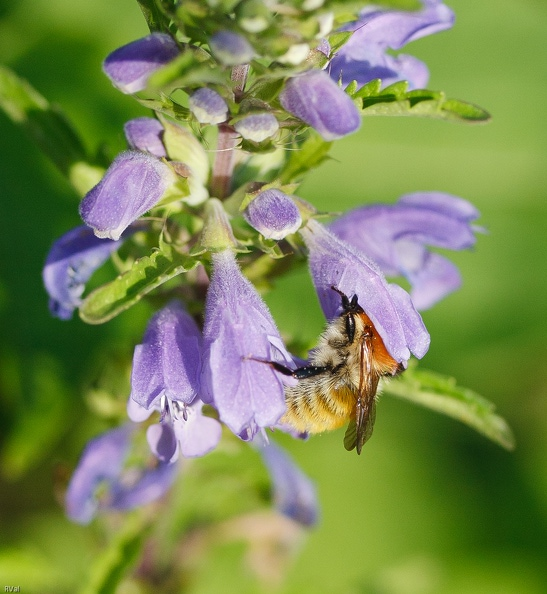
[383,367,515,450]
[350,78,491,123]
[79,243,198,324]
[0,65,103,195]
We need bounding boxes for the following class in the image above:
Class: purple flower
[124,117,167,158]
[103,33,180,94]
[79,150,174,240]
[131,302,202,408]
[129,301,222,459]
[201,250,295,438]
[329,0,454,89]
[65,425,177,524]
[209,30,255,66]
[234,113,279,143]
[258,439,318,526]
[189,88,229,125]
[279,70,361,141]
[329,192,481,310]
[244,189,302,240]
[300,219,430,364]
[43,225,124,320]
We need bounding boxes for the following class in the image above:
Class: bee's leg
[246,357,329,379]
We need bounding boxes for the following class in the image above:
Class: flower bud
[124,117,166,157]
[234,113,279,142]
[189,88,229,125]
[79,151,175,240]
[280,70,361,140]
[103,33,179,94]
[244,189,302,240]
[209,30,255,66]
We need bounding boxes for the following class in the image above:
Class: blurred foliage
[1,0,547,593]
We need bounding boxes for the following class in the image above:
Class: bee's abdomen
[281,381,356,434]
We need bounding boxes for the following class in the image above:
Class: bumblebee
[271,287,404,454]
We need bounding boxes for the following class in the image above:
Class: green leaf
[383,367,515,450]
[79,242,198,324]
[79,513,150,594]
[351,79,491,123]
[279,132,333,183]
[0,65,103,195]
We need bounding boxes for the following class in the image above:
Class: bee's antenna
[330,285,362,314]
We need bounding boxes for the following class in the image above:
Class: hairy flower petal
[173,405,222,458]
[244,189,302,239]
[329,0,454,89]
[124,117,166,157]
[79,150,174,240]
[329,192,481,309]
[300,219,430,363]
[131,301,202,409]
[201,250,289,436]
[103,33,180,94]
[234,113,279,142]
[189,88,229,125]
[43,226,123,320]
[280,70,361,140]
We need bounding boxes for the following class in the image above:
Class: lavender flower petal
[103,33,180,94]
[300,219,429,363]
[43,226,122,320]
[244,189,302,240]
[280,70,361,141]
[173,404,222,458]
[189,88,229,125]
[201,250,289,436]
[124,117,166,157]
[259,440,318,526]
[109,461,178,511]
[234,113,279,143]
[65,426,132,524]
[79,150,173,240]
[147,423,178,463]
[329,1,454,89]
[130,301,202,409]
[329,192,481,309]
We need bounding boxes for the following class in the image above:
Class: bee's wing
[344,335,379,455]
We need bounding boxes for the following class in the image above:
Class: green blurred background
[1,0,546,592]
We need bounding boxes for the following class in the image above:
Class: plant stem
[210,65,249,200]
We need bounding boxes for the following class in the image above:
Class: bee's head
[330,286,364,344]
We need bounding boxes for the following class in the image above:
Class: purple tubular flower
[129,302,222,459]
[244,189,302,240]
[209,30,255,65]
[234,113,279,143]
[201,250,294,437]
[43,225,123,320]
[329,0,454,89]
[300,219,430,364]
[124,117,167,158]
[279,70,361,141]
[329,192,481,310]
[189,88,229,125]
[65,426,177,524]
[103,33,180,94]
[79,150,173,240]
[258,440,318,526]
[131,301,202,409]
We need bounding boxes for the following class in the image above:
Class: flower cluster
[43,0,483,526]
